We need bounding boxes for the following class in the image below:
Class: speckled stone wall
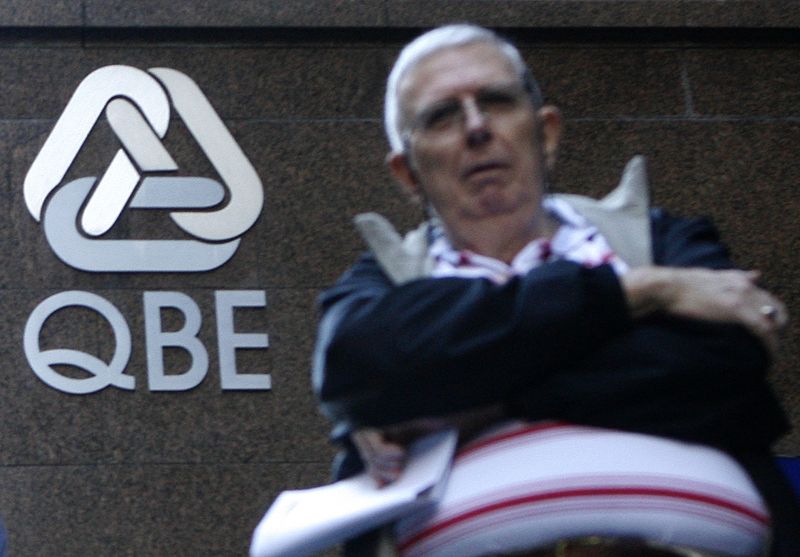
[0,2,797,556]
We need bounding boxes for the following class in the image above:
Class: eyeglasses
[405,83,532,141]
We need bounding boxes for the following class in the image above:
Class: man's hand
[352,405,505,486]
[351,428,407,487]
[351,418,449,486]
[623,267,788,355]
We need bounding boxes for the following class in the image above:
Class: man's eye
[478,91,518,110]
[423,104,460,129]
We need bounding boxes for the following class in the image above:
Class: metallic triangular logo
[24,65,264,272]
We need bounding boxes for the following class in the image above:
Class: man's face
[390,42,560,244]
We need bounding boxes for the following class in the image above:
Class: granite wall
[0,1,797,555]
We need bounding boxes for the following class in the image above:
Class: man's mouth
[462,160,509,181]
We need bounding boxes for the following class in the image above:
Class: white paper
[249,429,457,557]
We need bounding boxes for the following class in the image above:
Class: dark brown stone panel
[0,1,81,27]
[684,0,800,28]
[686,48,800,117]
[0,49,98,120]
[84,0,386,28]
[0,462,331,557]
[0,46,392,120]
[0,123,11,205]
[2,0,798,30]
[131,47,391,121]
[519,46,686,117]
[386,0,686,28]
[240,119,423,288]
[0,290,119,465]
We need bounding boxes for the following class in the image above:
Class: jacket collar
[354,156,652,285]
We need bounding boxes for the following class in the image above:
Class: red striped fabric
[396,421,769,557]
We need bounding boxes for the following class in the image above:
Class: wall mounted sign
[24,65,263,272]
[21,65,270,394]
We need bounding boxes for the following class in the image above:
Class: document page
[250,429,457,557]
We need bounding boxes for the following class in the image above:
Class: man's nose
[463,98,491,148]
[462,98,487,129]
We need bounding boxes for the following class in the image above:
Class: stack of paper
[250,429,457,557]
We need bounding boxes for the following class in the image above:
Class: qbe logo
[24,65,263,272]
[22,66,270,394]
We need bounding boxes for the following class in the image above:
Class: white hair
[384,24,543,153]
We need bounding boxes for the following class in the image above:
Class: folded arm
[625,210,786,352]
[315,211,787,482]
[314,259,630,437]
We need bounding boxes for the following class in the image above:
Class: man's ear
[536,105,562,172]
[387,151,422,200]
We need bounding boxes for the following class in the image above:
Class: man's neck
[443,206,559,264]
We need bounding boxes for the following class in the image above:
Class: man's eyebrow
[478,81,527,94]
[419,97,458,113]
[412,97,459,123]
[419,81,523,107]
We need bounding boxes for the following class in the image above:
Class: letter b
[143,291,209,391]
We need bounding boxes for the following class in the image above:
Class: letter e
[215,290,270,390]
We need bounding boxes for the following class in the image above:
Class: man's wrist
[621,266,674,318]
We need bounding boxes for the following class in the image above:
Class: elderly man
[313,24,799,557]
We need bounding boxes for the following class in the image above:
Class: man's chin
[475,194,519,218]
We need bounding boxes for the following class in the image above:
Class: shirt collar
[428,195,627,282]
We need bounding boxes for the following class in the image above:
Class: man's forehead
[398,42,520,109]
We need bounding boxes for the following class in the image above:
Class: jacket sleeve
[650,207,740,270]
[312,255,631,439]
[649,208,773,373]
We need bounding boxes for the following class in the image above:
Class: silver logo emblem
[24,65,264,272]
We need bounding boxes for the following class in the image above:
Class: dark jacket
[315,210,787,449]
[313,199,798,553]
